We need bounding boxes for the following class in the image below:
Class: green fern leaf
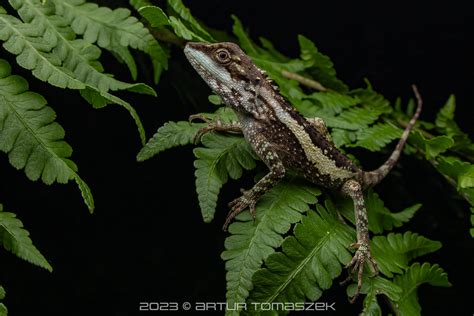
[371,232,442,277]
[137,121,203,162]
[331,129,356,147]
[434,94,469,142]
[298,35,348,92]
[168,16,208,41]
[248,200,353,309]
[353,123,403,151]
[0,59,94,211]
[258,37,290,62]
[1,3,155,94]
[324,106,382,130]
[222,179,320,315]
[194,134,257,223]
[53,0,168,83]
[409,131,454,160]
[129,0,152,10]
[351,85,392,115]
[393,263,450,316]
[0,204,52,271]
[346,276,402,316]
[138,5,170,27]
[0,3,151,143]
[0,7,83,89]
[0,285,5,316]
[306,91,359,115]
[167,0,214,42]
[338,190,419,234]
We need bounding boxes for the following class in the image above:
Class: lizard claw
[342,242,379,303]
[223,190,256,231]
[193,126,212,144]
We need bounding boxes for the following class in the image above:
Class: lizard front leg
[340,179,378,303]
[189,114,242,143]
[223,134,286,230]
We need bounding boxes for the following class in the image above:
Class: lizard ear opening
[215,49,231,64]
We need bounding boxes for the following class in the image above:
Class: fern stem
[281,70,328,91]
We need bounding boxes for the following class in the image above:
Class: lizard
[183,41,422,302]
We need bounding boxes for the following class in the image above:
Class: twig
[281,70,328,91]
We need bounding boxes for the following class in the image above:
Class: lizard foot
[189,114,218,144]
[189,114,241,144]
[223,189,256,231]
[342,242,379,303]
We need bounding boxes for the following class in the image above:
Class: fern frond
[129,0,152,11]
[0,3,152,143]
[52,0,168,83]
[248,200,353,309]
[305,91,359,115]
[221,180,320,315]
[0,204,52,271]
[371,232,442,277]
[194,134,257,222]
[338,190,419,234]
[167,0,214,42]
[1,3,155,94]
[331,129,356,147]
[352,85,392,115]
[298,35,347,92]
[0,59,94,211]
[353,123,403,151]
[324,106,382,130]
[137,121,203,161]
[0,285,6,316]
[393,263,450,316]
[410,131,454,160]
[138,5,169,28]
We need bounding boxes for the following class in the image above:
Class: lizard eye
[215,49,231,63]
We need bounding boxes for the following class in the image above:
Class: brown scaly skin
[184,42,423,302]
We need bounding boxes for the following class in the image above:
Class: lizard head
[184,42,264,98]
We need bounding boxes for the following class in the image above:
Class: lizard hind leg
[340,179,379,303]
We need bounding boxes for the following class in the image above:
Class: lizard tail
[362,85,423,187]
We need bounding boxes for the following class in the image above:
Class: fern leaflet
[167,0,214,42]
[52,0,168,83]
[0,204,52,271]
[298,35,348,92]
[353,123,403,151]
[194,134,257,222]
[0,59,94,211]
[0,3,153,144]
[248,200,353,310]
[222,179,320,315]
[137,121,203,162]
[393,263,450,315]
[371,232,442,277]
[0,285,5,316]
[346,276,402,316]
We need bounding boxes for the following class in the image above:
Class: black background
[0,1,473,315]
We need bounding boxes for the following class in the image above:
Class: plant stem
[281,70,328,91]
